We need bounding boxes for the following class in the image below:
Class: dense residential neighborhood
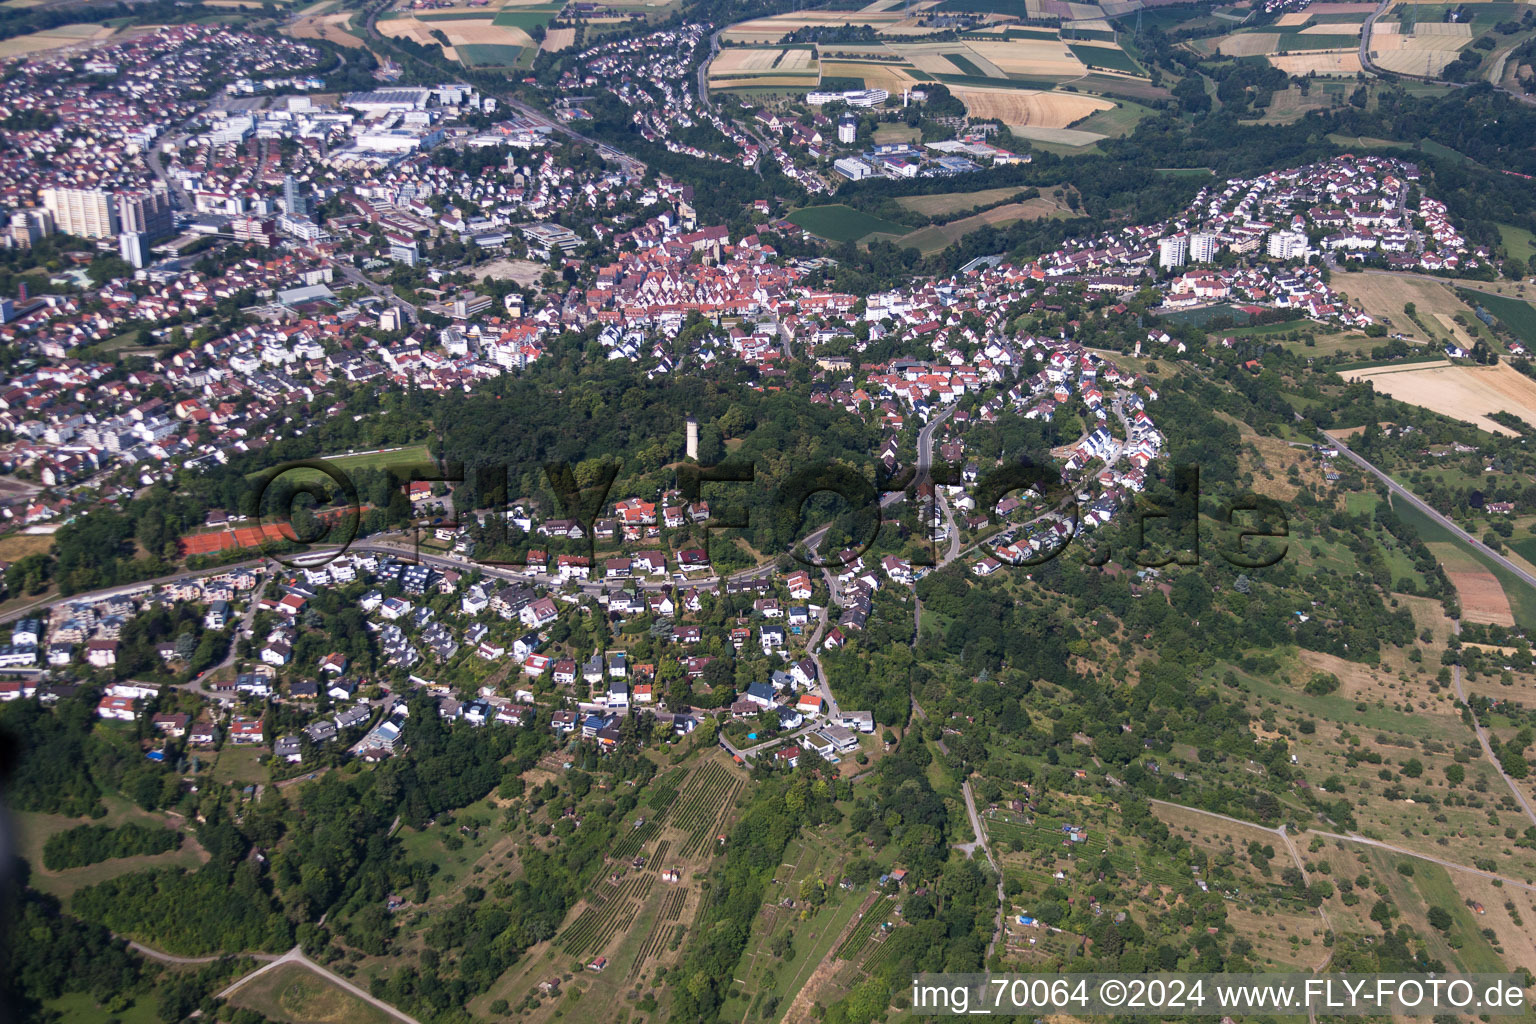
[6,2,1536,1023]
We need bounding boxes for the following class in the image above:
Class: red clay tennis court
[179,507,362,555]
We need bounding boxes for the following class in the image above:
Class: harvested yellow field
[1276,11,1313,24]
[721,11,903,43]
[1349,362,1536,436]
[818,59,921,92]
[710,47,786,73]
[379,16,533,48]
[1402,33,1471,48]
[540,26,575,51]
[1413,21,1473,35]
[708,45,819,84]
[897,186,1034,216]
[1371,32,1407,51]
[289,11,365,46]
[1333,271,1466,336]
[908,52,967,75]
[1270,49,1363,74]
[778,48,813,70]
[1375,47,1462,73]
[1433,312,1478,348]
[0,23,114,58]
[967,38,1086,75]
[951,85,1112,127]
[1219,32,1281,56]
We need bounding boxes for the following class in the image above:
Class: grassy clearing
[16,801,206,904]
[1499,222,1536,263]
[211,744,268,787]
[886,197,1069,254]
[786,204,911,244]
[490,4,561,29]
[45,990,162,1024]
[1070,99,1155,136]
[0,531,53,561]
[895,186,1032,217]
[229,963,391,1024]
[1410,861,1509,973]
[458,42,526,67]
[244,443,434,483]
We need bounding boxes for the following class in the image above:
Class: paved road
[804,601,840,719]
[1357,0,1391,76]
[338,265,419,326]
[217,945,422,1023]
[1325,431,1536,592]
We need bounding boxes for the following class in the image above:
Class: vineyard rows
[557,874,655,958]
[643,768,684,811]
[677,769,744,859]
[610,818,662,862]
[859,932,901,975]
[833,923,880,962]
[628,888,688,979]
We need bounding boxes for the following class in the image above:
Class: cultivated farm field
[0,22,116,58]
[1350,361,1536,437]
[1334,270,1471,339]
[949,86,1113,128]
